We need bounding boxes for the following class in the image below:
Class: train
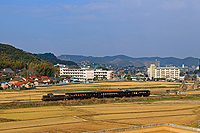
[42,90,150,101]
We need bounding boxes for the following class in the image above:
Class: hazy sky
[1,0,200,58]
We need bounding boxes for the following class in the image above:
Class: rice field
[0,81,199,133]
[0,81,182,103]
[0,106,86,120]
[0,100,200,133]
[35,81,181,92]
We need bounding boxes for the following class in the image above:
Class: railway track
[0,93,200,106]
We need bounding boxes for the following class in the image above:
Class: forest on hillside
[0,43,58,76]
[32,53,79,68]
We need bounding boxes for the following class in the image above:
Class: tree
[0,43,58,77]
[93,75,98,81]
[96,67,108,70]
[103,75,107,80]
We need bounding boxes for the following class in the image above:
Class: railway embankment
[0,94,200,110]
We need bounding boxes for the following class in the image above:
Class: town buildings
[0,76,54,90]
[60,67,114,81]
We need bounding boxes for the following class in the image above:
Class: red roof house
[29,76,38,79]
[28,79,34,83]
[15,81,34,89]
[40,76,48,79]
[11,78,24,84]
[15,81,29,86]
[43,78,53,82]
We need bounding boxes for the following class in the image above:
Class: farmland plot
[0,81,181,103]
[0,100,200,133]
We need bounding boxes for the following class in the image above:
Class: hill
[32,53,79,68]
[0,43,57,76]
[58,54,199,67]
[58,55,85,62]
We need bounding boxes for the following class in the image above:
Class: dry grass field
[0,100,200,133]
[35,81,181,92]
[0,81,200,133]
[0,81,181,103]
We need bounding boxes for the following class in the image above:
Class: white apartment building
[148,64,180,80]
[60,67,114,81]
[94,69,114,80]
[155,67,180,80]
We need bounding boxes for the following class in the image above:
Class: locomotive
[42,90,150,101]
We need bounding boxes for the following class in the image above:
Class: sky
[1,0,200,58]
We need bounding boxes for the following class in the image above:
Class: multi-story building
[155,67,180,79]
[197,74,200,81]
[60,67,114,81]
[149,64,156,78]
[148,64,180,80]
[145,59,160,68]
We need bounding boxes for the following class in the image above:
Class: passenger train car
[42,90,150,101]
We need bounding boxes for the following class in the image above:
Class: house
[34,78,53,85]
[15,81,34,90]
[63,79,69,83]
[42,78,53,84]
[34,80,44,86]
[28,79,34,83]
[40,76,48,79]
[1,82,8,88]
[3,68,14,73]
[11,78,23,84]
[131,72,146,81]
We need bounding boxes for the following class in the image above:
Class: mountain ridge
[32,53,79,68]
[58,55,199,67]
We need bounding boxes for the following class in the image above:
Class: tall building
[148,65,180,80]
[149,64,156,79]
[155,67,180,79]
[145,59,160,68]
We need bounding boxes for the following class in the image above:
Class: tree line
[0,43,58,77]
